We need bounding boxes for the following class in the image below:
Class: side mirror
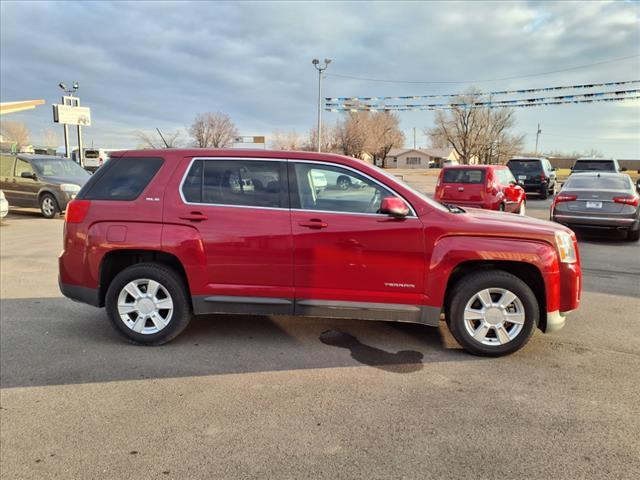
[620,167,627,172]
[21,171,36,180]
[380,197,410,218]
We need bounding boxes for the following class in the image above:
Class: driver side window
[292,163,392,214]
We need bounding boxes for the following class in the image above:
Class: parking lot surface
[1,190,639,479]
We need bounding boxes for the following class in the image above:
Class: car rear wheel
[105,263,192,345]
[39,193,59,219]
[498,203,505,212]
[627,227,640,242]
[446,270,538,356]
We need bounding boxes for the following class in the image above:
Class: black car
[0,154,90,218]
[507,157,557,199]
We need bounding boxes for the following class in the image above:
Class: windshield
[32,158,90,178]
[370,164,449,212]
[573,160,615,171]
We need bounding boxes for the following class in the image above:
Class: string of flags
[325,94,640,112]
[325,79,640,102]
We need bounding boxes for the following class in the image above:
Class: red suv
[435,165,526,215]
[59,150,581,356]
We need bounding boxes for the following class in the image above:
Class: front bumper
[545,310,572,333]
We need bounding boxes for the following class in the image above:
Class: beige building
[384,147,473,169]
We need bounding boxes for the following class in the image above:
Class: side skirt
[192,296,441,327]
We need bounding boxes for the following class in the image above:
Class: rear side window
[573,160,615,172]
[507,160,542,173]
[442,169,485,184]
[79,157,163,201]
[181,159,285,208]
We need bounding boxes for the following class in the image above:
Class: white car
[0,190,9,219]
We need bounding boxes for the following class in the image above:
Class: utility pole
[535,123,542,154]
[312,58,331,152]
[413,127,416,149]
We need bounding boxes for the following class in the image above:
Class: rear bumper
[553,213,638,229]
[59,279,100,307]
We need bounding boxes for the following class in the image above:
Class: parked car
[0,154,90,218]
[72,148,115,173]
[571,158,625,174]
[551,172,639,241]
[507,157,557,199]
[435,165,526,215]
[59,149,581,356]
[0,190,8,219]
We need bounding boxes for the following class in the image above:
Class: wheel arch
[444,260,547,331]
[98,249,191,308]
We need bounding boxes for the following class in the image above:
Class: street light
[59,81,79,96]
[312,58,331,152]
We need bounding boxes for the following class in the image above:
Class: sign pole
[77,125,84,167]
[63,124,70,159]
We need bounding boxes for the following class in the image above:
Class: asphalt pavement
[1,200,639,480]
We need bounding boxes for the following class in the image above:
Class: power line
[325,54,640,85]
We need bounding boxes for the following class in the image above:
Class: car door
[12,157,41,207]
[289,161,426,313]
[166,157,294,313]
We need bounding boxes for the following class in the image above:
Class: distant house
[384,147,475,168]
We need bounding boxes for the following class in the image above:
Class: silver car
[551,172,640,241]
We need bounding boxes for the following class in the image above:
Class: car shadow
[0,297,475,389]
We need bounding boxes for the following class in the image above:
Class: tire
[518,201,526,216]
[105,263,192,345]
[627,227,640,242]
[446,270,539,356]
[539,187,548,200]
[39,193,59,219]
[498,203,505,212]
[337,176,351,190]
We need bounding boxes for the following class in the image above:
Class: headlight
[555,231,577,264]
[60,184,81,194]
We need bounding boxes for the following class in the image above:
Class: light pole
[58,81,80,161]
[312,58,331,152]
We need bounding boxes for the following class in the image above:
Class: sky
[1,0,639,158]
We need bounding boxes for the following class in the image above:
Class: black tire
[539,187,548,200]
[446,270,539,356]
[498,203,505,212]
[337,176,351,190]
[105,263,192,345]
[627,227,640,242]
[39,193,59,219]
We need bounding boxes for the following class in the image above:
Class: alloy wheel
[41,197,55,217]
[117,278,174,334]
[462,288,525,346]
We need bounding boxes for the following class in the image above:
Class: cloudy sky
[1,0,639,157]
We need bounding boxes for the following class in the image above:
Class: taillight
[99,157,103,165]
[555,194,577,203]
[613,195,639,207]
[486,180,498,194]
[65,200,91,223]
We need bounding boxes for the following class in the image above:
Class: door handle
[179,212,208,222]
[298,219,328,229]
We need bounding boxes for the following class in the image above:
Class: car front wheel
[40,193,59,219]
[446,270,538,356]
[105,263,192,345]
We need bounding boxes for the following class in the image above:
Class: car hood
[455,207,574,243]
[40,175,89,187]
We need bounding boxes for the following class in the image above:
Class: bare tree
[189,112,238,148]
[0,120,30,148]
[308,122,338,152]
[427,90,524,165]
[270,130,306,150]
[335,112,369,158]
[367,112,405,167]
[42,128,59,148]
[133,129,182,149]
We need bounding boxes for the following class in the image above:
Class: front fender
[425,235,559,309]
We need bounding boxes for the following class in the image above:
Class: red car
[435,165,526,215]
[59,150,581,356]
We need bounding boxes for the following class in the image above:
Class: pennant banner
[325,95,640,112]
[325,79,640,102]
